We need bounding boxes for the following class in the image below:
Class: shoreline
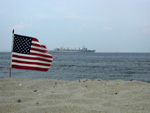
[1,77,150,83]
[0,78,150,113]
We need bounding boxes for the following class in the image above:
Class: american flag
[11,34,53,71]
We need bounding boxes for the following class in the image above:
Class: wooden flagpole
[9,29,14,78]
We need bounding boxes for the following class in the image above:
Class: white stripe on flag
[12,57,51,64]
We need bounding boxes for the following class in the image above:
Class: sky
[0,0,150,52]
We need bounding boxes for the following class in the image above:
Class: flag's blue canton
[13,34,32,54]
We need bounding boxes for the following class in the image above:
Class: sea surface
[0,52,150,82]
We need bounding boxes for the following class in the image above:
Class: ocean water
[0,52,150,82]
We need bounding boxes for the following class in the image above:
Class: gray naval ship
[49,46,95,53]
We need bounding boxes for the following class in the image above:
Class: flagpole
[9,29,14,78]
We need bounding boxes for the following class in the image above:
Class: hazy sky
[0,0,150,52]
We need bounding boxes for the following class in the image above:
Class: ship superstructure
[49,46,95,53]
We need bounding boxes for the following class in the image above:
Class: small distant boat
[49,46,95,53]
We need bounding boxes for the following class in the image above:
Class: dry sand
[0,78,150,113]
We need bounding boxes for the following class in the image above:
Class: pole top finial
[12,29,14,34]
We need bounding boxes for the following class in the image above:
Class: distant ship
[49,46,96,53]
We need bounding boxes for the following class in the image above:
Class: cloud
[36,13,49,20]
[67,14,97,20]
[103,26,112,31]
[35,12,98,20]
[137,0,150,2]
[0,10,3,14]
[52,6,70,11]
[11,22,32,30]
[141,28,150,33]
[80,24,87,28]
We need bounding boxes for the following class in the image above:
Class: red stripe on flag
[41,45,48,53]
[12,65,49,71]
[12,59,51,66]
[12,54,52,62]
[41,45,47,49]
[32,38,39,42]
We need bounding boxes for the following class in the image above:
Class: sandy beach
[0,78,150,113]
